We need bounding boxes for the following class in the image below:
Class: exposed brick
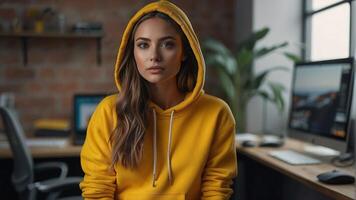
[104,66,115,80]
[83,67,105,80]
[80,80,116,93]
[16,95,55,110]
[56,67,82,80]
[4,67,35,80]
[58,94,73,114]
[22,80,46,93]
[0,83,23,93]
[37,67,55,80]
[47,81,80,93]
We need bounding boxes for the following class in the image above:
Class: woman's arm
[80,99,117,199]
[201,105,237,200]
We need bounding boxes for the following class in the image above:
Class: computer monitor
[287,58,354,154]
[73,94,107,145]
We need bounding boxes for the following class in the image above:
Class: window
[310,0,343,11]
[303,0,354,61]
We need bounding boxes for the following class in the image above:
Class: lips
[147,66,164,73]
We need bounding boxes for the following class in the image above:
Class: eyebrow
[135,36,176,42]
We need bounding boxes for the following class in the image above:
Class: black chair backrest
[0,107,34,192]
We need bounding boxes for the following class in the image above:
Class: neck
[148,79,185,110]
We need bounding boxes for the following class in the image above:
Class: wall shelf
[0,31,104,66]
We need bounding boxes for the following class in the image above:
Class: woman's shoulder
[198,93,235,122]
[98,94,118,109]
[199,93,230,110]
[89,94,118,127]
[92,94,118,117]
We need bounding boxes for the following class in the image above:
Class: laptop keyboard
[269,150,321,165]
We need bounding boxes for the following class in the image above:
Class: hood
[114,0,205,114]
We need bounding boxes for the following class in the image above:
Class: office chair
[0,106,83,200]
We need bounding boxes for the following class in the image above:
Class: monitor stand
[303,144,340,157]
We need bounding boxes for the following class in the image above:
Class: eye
[161,41,175,49]
[137,42,149,49]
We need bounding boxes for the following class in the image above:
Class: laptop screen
[73,94,106,137]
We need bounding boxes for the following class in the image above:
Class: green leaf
[203,39,237,75]
[254,28,269,40]
[257,90,273,101]
[283,52,301,63]
[239,27,270,51]
[268,82,286,112]
[215,67,236,102]
[203,38,232,55]
[250,71,269,90]
[236,48,253,73]
[248,66,289,91]
[205,53,237,77]
[254,42,288,58]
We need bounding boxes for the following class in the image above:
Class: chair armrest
[34,162,68,179]
[33,177,83,193]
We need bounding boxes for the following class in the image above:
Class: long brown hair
[110,11,198,169]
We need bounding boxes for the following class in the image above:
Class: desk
[235,137,355,200]
[0,139,82,158]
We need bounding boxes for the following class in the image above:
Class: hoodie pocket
[123,193,185,200]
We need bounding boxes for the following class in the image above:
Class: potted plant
[203,27,300,133]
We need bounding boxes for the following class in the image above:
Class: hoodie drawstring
[151,108,175,187]
[167,110,175,185]
[152,109,157,187]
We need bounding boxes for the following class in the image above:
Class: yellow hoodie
[80,1,237,200]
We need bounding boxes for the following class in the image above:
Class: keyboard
[0,138,69,148]
[26,138,69,147]
[269,150,321,165]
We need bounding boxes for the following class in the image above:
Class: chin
[140,71,178,85]
[146,78,166,84]
[144,76,172,85]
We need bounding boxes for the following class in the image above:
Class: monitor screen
[288,58,354,150]
[73,94,106,134]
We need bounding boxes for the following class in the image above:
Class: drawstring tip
[168,176,173,185]
[152,180,156,187]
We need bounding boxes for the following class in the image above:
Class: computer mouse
[241,140,257,147]
[258,140,284,147]
[317,170,355,184]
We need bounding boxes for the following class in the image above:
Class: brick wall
[0,0,236,133]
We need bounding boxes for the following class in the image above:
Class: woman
[80,1,237,199]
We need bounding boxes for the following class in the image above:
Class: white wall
[247,0,302,135]
[352,1,356,120]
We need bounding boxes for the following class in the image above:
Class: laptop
[72,94,107,145]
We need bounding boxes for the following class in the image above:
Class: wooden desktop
[235,136,355,200]
[0,138,81,158]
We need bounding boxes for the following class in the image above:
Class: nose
[149,45,161,62]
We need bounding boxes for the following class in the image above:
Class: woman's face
[134,17,184,85]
